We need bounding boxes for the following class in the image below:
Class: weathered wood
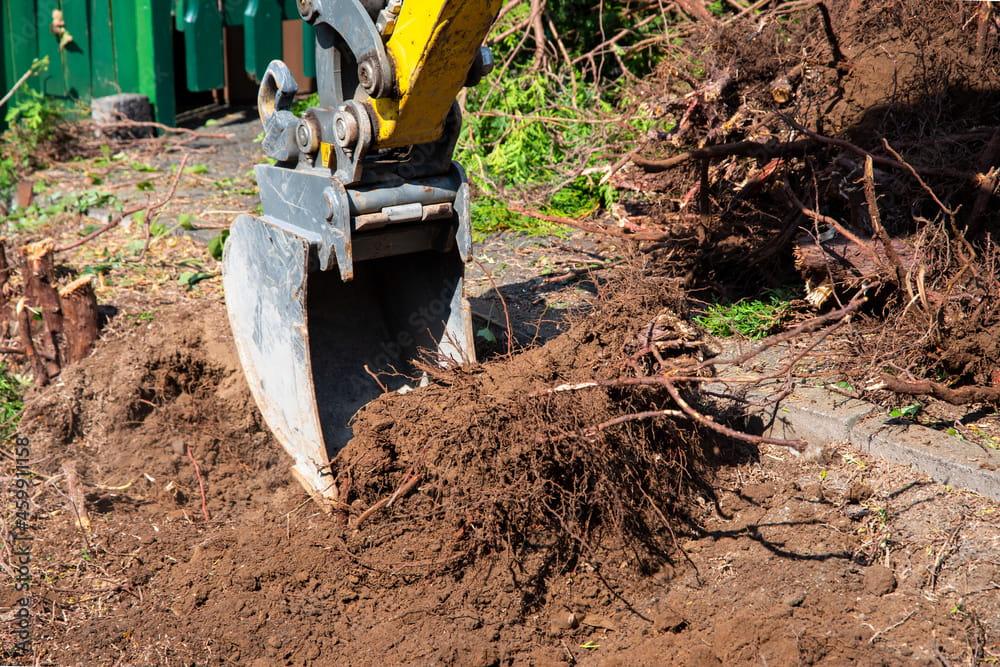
[15,298,48,386]
[61,460,92,533]
[793,231,917,307]
[0,238,10,337]
[58,276,99,364]
[21,239,63,370]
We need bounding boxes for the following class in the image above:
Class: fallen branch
[633,139,816,172]
[507,204,669,242]
[879,375,1000,406]
[95,117,234,140]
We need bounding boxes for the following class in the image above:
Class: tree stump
[58,276,99,364]
[21,239,63,370]
[91,93,154,139]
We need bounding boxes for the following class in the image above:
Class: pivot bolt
[296,116,321,154]
[334,109,359,148]
[358,60,381,96]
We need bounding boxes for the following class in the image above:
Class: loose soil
[3,1,1000,664]
[4,295,997,665]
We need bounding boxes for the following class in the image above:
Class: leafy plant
[291,92,320,116]
[208,230,230,261]
[0,59,66,201]
[0,364,29,441]
[694,289,797,340]
[455,4,668,240]
[888,403,922,420]
[178,271,213,288]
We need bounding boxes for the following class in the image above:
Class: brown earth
[3,1,1000,664]
[3,289,997,665]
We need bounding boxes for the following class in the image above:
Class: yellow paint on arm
[372,0,501,149]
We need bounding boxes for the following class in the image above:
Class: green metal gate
[1,0,315,126]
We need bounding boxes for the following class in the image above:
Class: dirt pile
[331,267,703,598]
[6,292,997,665]
[621,0,1000,398]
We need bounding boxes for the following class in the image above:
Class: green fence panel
[90,0,118,97]
[243,0,282,80]
[302,21,315,78]
[224,0,248,25]
[180,0,224,91]
[2,0,40,113]
[110,0,141,94]
[136,0,176,124]
[35,0,67,97]
[60,0,93,98]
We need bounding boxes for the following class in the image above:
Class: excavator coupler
[222,0,500,500]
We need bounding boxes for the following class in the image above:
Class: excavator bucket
[223,212,475,499]
[221,0,499,499]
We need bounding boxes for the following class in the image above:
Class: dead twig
[353,473,423,529]
[55,154,190,254]
[95,117,234,140]
[633,139,816,172]
[863,157,908,288]
[186,444,210,522]
[507,204,669,242]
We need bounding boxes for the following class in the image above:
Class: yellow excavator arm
[373,0,502,148]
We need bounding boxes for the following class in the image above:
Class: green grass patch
[694,289,797,340]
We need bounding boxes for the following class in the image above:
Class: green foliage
[694,289,797,340]
[178,270,213,288]
[548,174,617,218]
[208,230,230,260]
[0,364,29,441]
[889,403,922,420]
[471,198,570,242]
[292,92,321,116]
[476,327,497,344]
[457,2,670,239]
[177,213,196,230]
[4,189,120,232]
[1,58,65,201]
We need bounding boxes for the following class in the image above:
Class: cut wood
[58,275,99,364]
[15,298,48,386]
[21,239,63,372]
[61,460,92,533]
[0,238,10,337]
